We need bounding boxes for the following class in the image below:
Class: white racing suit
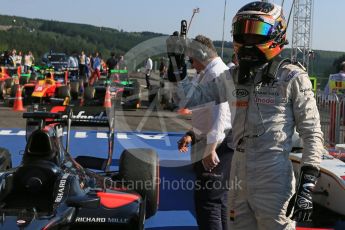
[177,62,323,230]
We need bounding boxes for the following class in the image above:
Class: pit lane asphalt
[0,104,192,132]
[0,72,192,132]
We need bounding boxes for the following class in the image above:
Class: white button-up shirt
[190,57,232,144]
[145,58,153,75]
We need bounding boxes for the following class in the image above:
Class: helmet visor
[233,18,273,44]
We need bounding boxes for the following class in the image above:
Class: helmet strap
[262,56,291,84]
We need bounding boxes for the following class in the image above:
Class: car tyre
[0,82,5,99]
[113,90,123,108]
[148,85,160,109]
[119,148,159,218]
[10,84,20,98]
[4,78,13,89]
[19,76,29,85]
[70,81,79,100]
[56,86,71,99]
[133,79,141,109]
[8,84,21,107]
[124,79,141,109]
[83,86,95,106]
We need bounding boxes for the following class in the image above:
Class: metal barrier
[316,92,345,146]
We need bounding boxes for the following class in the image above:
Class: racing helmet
[232,1,287,63]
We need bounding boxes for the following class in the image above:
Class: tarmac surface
[0,104,192,132]
[0,71,192,132]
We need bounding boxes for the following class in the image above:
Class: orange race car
[22,72,71,105]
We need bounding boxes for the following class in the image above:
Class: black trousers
[193,136,233,230]
[145,74,151,88]
[79,64,86,77]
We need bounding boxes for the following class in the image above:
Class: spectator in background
[2,50,13,66]
[89,52,101,85]
[159,58,167,89]
[68,53,79,79]
[15,51,23,68]
[227,53,238,69]
[101,59,107,75]
[79,51,87,77]
[9,49,17,67]
[145,56,153,89]
[85,54,92,79]
[117,55,127,70]
[24,51,34,73]
[159,58,167,80]
[106,52,117,79]
[324,61,345,95]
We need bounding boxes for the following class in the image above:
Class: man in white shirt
[9,49,17,67]
[68,53,79,79]
[145,57,153,89]
[177,35,233,230]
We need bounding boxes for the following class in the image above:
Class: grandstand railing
[316,91,345,146]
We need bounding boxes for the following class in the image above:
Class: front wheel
[0,82,5,99]
[119,148,159,218]
[56,86,71,99]
[70,81,80,100]
[82,86,95,106]
[123,79,141,110]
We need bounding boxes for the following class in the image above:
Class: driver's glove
[286,165,319,222]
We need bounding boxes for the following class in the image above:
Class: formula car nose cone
[25,177,43,193]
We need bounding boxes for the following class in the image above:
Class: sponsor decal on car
[75,217,129,223]
[107,217,129,223]
[61,111,107,120]
[36,86,43,92]
[55,173,69,203]
[75,217,106,223]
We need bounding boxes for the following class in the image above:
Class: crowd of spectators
[0,49,127,82]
